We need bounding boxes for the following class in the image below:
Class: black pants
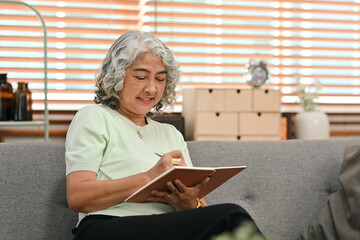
[73,203,262,240]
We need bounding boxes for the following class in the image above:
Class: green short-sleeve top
[65,105,193,222]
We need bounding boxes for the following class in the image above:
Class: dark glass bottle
[25,83,33,121]
[0,73,14,121]
[14,82,32,121]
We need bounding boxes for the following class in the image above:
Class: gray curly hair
[94,31,180,112]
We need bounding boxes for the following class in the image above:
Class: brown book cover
[125,166,247,203]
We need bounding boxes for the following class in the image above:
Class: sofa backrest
[187,138,360,240]
[1,138,359,240]
[0,142,77,240]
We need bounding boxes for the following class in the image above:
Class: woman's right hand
[146,150,187,180]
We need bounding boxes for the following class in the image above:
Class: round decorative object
[295,111,330,139]
[246,60,269,87]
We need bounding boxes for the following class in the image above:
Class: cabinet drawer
[195,135,281,141]
[195,135,240,141]
[239,135,281,141]
[253,89,280,112]
[195,89,224,111]
[224,89,252,111]
[196,112,237,135]
[239,112,281,135]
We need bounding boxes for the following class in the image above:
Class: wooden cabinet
[182,87,281,141]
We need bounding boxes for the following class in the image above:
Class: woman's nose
[145,78,156,93]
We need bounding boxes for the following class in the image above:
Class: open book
[125,166,247,203]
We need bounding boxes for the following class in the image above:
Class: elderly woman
[65,31,263,240]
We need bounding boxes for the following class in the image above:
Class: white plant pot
[295,111,330,140]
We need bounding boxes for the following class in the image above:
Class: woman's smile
[137,96,154,105]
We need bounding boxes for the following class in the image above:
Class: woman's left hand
[148,177,209,211]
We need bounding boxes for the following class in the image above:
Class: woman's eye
[156,78,165,82]
[135,76,145,80]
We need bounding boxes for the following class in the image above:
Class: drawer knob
[216,112,220,117]
[265,89,269,94]
[257,112,262,117]
[237,136,241,140]
[237,89,241,94]
[209,89,213,93]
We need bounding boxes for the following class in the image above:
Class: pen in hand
[155,152,182,165]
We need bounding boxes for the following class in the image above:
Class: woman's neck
[117,107,147,126]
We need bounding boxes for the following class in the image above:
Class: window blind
[1,0,359,113]
[144,0,276,112]
[275,0,360,112]
[144,0,360,112]
[0,0,142,111]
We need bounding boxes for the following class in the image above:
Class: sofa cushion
[0,142,77,240]
[187,138,360,240]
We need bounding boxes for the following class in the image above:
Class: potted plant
[294,76,330,139]
[211,222,268,240]
[295,75,322,112]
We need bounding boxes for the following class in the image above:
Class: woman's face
[118,51,167,121]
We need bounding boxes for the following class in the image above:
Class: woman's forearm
[66,170,151,213]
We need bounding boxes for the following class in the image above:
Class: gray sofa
[1,138,359,240]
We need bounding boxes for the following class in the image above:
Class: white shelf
[0,0,49,141]
[0,121,45,127]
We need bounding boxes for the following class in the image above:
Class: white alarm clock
[246,60,269,87]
